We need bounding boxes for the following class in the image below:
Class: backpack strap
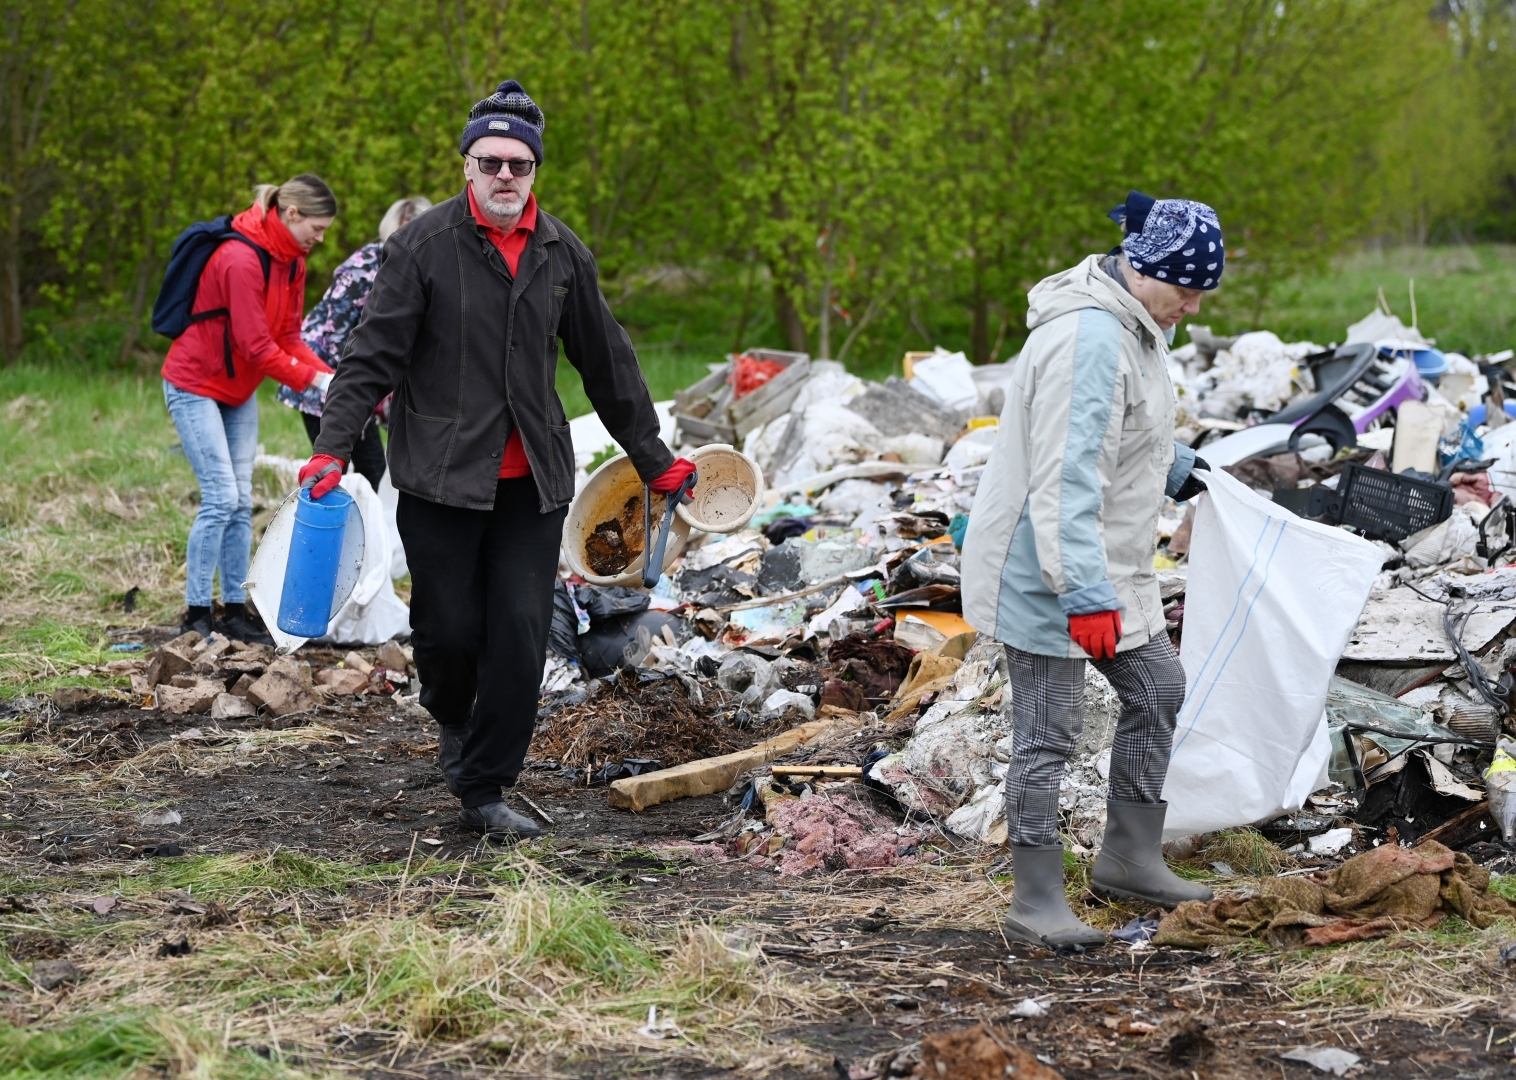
[185,232,275,380]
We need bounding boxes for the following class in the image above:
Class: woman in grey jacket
[961,192,1222,948]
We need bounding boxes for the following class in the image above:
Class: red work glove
[649,457,697,495]
[1068,610,1123,660]
[299,454,345,500]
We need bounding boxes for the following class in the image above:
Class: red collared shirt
[468,186,539,478]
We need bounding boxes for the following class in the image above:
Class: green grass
[0,1012,303,1080]
[109,850,419,900]
[1204,244,1516,354]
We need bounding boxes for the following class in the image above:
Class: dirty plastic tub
[675,444,766,534]
[562,454,691,587]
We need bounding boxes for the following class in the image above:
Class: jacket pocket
[547,422,574,504]
[392,407,457,496]
[1122,394,1161,430]
[548,284,568,337]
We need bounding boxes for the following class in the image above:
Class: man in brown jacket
[301,79,695,838]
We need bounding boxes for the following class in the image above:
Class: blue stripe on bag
[1170,514,1288,755]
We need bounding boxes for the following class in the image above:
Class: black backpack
[151,215,295,378]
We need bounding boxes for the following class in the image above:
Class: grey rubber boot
[1091,799,1214,907]
[1002,844,1107,949]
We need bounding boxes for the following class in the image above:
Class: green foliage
[2,0,1506,374]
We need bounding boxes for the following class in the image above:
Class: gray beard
[485,191,525,220]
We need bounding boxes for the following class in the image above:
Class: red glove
[299,454,345,500]
[1068,610,1123,660]
[649,457,697,495]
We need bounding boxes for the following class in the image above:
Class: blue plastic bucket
[277,486,353,637]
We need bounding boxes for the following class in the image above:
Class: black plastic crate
[1282,462,1453,542]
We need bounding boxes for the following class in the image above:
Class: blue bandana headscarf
[1107,191,1224,290]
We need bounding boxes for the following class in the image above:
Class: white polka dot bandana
[1108,190,1224,290]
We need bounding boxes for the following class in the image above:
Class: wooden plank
[673,363,730,411]
[731,356,811,429]
[771,765,863,778]
[607,718,844,812]
[1417,800,1495,849]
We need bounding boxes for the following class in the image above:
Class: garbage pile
[545,305,1516,884]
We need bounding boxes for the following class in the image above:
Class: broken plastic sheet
[806,585,868,637]
[1324,676,1479,788]
[1162,469,1384,839]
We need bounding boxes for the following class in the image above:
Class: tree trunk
[117,252,160,368]
[970,271,990,366]
[773,282,808,354]
[1,68,22,363]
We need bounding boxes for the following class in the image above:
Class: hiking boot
[1001,844,1107,950]
[1092,799,1214,908]
[438,723,469,797]
[217,604,274,646]
[459,801,545,840]
[180,607,213,640]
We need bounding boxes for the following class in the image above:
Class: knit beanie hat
[1108,190,1224,290]
[459,79,545,163]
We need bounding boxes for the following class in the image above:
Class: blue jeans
[163,381,258,607]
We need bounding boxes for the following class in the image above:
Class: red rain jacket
[161,204,331,405]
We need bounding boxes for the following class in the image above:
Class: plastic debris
[1278,1047,1362,1076]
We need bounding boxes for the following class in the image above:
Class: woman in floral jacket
[280,196,432,488]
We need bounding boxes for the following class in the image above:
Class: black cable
[1402,581,1509,716]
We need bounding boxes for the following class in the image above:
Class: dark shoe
[1092,799,1214,908]
[180,607,213,639]
[460,801,545,839]
[438,724,469,797]
[1002,844,1107,950]
[217,606,274,646]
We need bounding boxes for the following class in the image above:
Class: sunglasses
[467,154,536,178]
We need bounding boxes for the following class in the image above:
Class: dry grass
[0,852,832,1076]
[1192,829,1298,877]
[1273,923,1515,1022]
[105,723,352,781]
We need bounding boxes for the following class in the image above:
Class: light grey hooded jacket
[961,254,1197,658]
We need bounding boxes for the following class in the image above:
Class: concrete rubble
[67,629,418,722]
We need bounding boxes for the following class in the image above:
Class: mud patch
[918,1022,1062,1079]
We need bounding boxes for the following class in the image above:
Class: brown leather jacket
[315,191,671,512]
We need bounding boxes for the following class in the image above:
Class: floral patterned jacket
[278,243,382,417]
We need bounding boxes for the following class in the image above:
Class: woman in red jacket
[161,174,338,642]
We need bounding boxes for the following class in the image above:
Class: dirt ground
[3,633,1515,1078]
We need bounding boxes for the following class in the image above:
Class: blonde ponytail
[252,174,338,218]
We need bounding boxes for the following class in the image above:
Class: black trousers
[303,412,386,491]
[396,477,566,808]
